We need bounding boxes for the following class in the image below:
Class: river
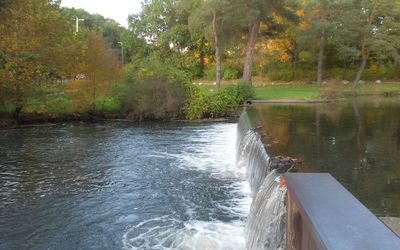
[1,97,399,249]
[0,122,251,249]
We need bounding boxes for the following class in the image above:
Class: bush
[204,67,217,81]
[122,57,190,121]
[184,85,209,120]
[267,68,317,81]
[45,96,71,113]
[205,66,240,81]
[184,83,254,120]
[0,100,14,113]
[95,96,121,112]
[222,67,240,80]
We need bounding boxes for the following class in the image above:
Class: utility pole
[75,16,84,33]
[118,42,124,64]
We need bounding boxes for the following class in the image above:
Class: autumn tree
[84,31,122,111]
[238,0,298,84]
[0,0,84,119]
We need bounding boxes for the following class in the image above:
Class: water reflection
[253,97,400,217]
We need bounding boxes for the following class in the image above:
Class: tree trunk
[317,32,325,86]
[290,49,298,81]
[92,72,96,112]
[199,36,206,78]
[352,52,369,89]
[242,22,260,85]
[212,10,221,90]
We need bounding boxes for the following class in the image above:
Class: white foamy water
[122,123,252,250]
[123,216,248,250]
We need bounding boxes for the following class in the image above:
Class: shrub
[184,85,209,120]
[95,96,121,112]
[184,83,254,120]
[222,67,240,80]
[122,57,190,121]
[45,96,71,113]
[267,68,317,81]
[205,66,240,81]
[204,67,217,81]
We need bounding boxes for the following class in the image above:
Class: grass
[253,84,320,100]
[195,80,400,101]
[253,82,400,100]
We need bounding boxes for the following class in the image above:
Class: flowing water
[0,122,253,249]
[236,112,289,250]
[3,97,394,250]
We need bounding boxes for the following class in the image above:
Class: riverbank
[194,80,400,101]
[0,111,242,130]
[0,112,125,129]
[2,81,399,128]
[255,82,400,100]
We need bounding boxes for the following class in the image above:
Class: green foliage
[122,57,190,120]
[59,7,125,49]
[183,85,209,120]
[45,96,71,113]
[204,67,217,81]
[184,83,254,120]
[95,96,121,112]
[222,67,240,80]
[0,101,15,113]
[267,69,314,82]
[204,66,240,81]
[0,0,85,115]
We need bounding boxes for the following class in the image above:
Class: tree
[59,7,126,47]
[129,0,201,74]
[0,0,84,119]
[348,0,400,88]
[188,0,242,90]
[84,31,122,110]
[241,0,299,85]
[299,0,334,86]
[296,0,357,85]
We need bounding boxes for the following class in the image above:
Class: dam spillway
[239,100,400,250]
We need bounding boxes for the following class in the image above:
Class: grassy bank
[253,85,319,100]
[252,82,400,100]
[2,79,400,127]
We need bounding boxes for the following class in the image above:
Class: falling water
[246,172,287,250]
[237,109,288,250]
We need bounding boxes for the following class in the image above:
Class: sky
[61,0,142,27]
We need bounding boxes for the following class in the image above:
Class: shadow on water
[252,97,400,217]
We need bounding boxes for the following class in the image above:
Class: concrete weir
[237,107,400,250]
[285,173,400,250]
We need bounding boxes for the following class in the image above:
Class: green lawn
[253,85,320,100]
[252,82,400,100]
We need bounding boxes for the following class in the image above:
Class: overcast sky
[61,0,142,27]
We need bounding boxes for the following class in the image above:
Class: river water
[251,97,400,217]
[1,97,399,249]
[0,122,251,249]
